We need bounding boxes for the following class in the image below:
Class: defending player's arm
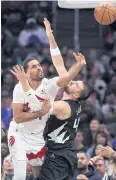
[52,101,71,120]
[43,18,67,75]
[12,84,51,123]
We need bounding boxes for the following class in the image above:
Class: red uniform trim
[26,146,46,160]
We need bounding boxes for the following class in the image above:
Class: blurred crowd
[1,1,116,180]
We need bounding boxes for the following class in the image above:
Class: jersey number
[73,117,80,131]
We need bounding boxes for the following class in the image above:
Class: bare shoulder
[53,100,71,120]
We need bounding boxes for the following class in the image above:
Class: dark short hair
[64,81,91,101]
[22,57,39,72]
[77,151,89,158]
[78,81,91,101]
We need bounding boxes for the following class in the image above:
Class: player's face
[27,60,44,81]
[65,81,84,98]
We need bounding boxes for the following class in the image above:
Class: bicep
[52,101,70,117]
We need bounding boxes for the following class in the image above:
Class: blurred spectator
[1,94,13,130]
[2,71,15,93]
[41,58,51,77]
[102,94,116,121]
[18,17,49,47]
[109,56,116,75]
[75,131,88,152]
[94,79,107,104]
[112,140,116,151]
[112,159,116,179]
[84,119,100,147]
[104,31,115,50]
[1,128,7,142]
[1,142,9,164]
[26,163,33,180]
[72,151,102,180]
[95,158,114,180]
[3,155,14,180]
[87,131,110,158]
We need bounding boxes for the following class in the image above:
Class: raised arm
[11,66,46,108]
[43,18,67,75]
[56,52,86,87]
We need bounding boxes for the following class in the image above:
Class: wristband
[50,47,61,56]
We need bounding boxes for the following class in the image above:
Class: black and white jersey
[44,100,81,150]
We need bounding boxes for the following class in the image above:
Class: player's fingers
[79,53,84,59]
[44,17,48,21]
[79,53,84,58]
[20,66,24,72]
[73,52,78,60]
[16,65,22,71]
[13,66,20,73]
[43,17,48,24]
[10,70,17,76]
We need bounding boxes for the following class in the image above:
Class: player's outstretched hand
[100,146,115,159]
[73,52,86,67]
[43,17,53,37]
[41,99,51,115]
[10,65,30,82]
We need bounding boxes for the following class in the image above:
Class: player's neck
[62,92,72,100]
[28,80,42,90]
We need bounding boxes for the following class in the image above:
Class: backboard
[58,0,116,9]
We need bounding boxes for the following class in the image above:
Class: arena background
[1,1,116,179]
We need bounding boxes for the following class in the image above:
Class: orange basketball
[94,3,116,25]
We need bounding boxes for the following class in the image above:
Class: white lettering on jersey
[73,106,81,131]
[48,122,70,144]
[73,117,80,131]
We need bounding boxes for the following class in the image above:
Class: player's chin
[38,74,44,80]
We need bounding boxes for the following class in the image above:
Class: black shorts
[39,149,77,180]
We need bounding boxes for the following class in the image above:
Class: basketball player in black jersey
[35,18,91,180]
[38,80,91,180]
